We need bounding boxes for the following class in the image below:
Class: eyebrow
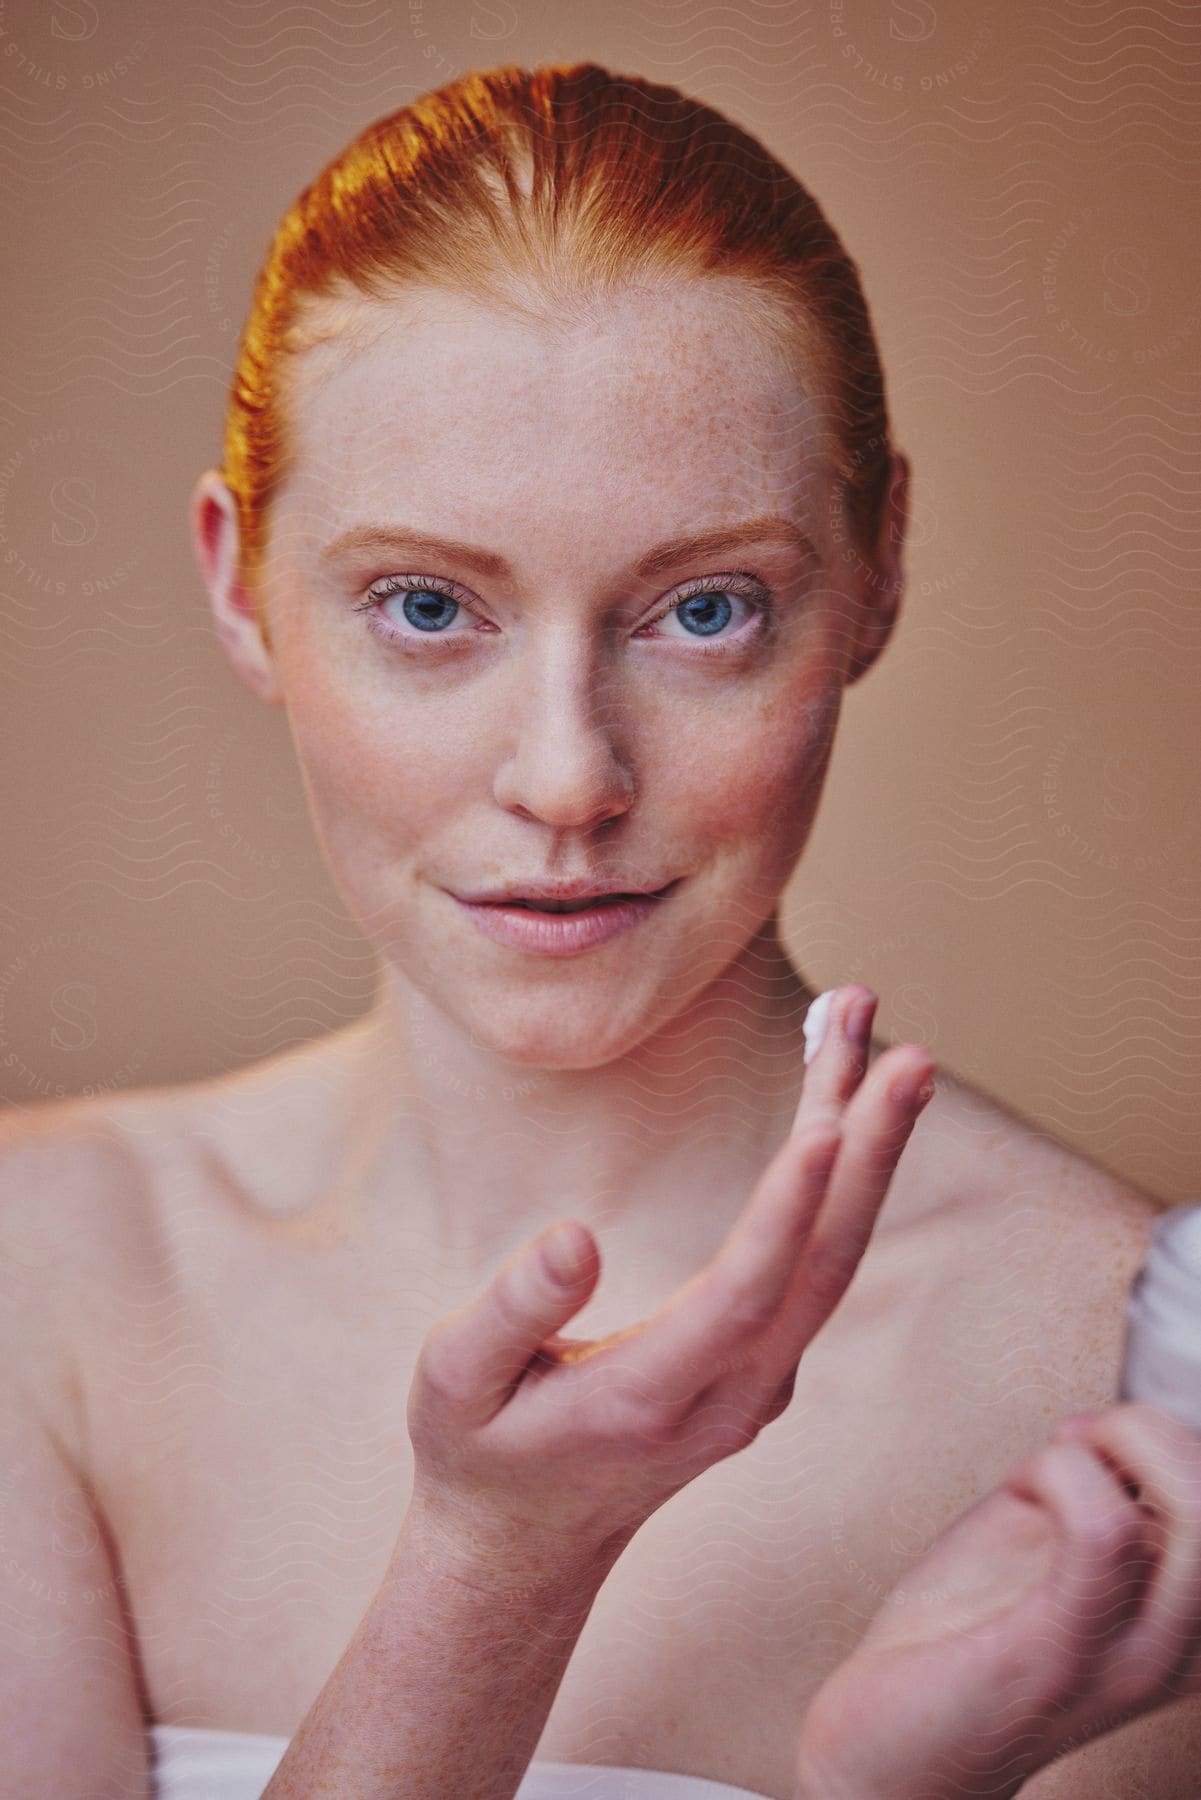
[317,514,818,581]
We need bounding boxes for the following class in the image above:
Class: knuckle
[1023,1442,1073,1496]
[1068,1467,1143,1544]
[761,1374,796,1423]
[701,1404,762,1460]
[594,1381,674,1442]
[722,1290,777,1341]
[796,1121,843,1161]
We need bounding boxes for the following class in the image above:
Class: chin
[466,1011,642,1073]
[455,981,672,1073]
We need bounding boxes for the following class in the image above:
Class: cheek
[277,644,466,858]
[666,685,838,852]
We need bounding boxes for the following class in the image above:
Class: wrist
[397,1487,630,1605]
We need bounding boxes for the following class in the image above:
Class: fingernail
[542,1223,587,1283]
[1054,1410,1103,1440]
[802,989,835,1066]
[846,992,877,1053]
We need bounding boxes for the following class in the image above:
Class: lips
[502,893,645,913]
[461,879,679,910]
[450,881,681,956]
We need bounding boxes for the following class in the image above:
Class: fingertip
[541,1221,593,1284]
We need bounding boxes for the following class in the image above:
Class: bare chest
[88,1197,1076,1800]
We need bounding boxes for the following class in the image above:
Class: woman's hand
[794,1402,1201,1800]
[403,985,934,1585]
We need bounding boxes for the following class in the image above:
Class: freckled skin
[250,279,892,1071]
[171,277,1177,1797]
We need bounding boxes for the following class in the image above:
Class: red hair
[223,61,894,613]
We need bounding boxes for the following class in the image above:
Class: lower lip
[449,883,680,956]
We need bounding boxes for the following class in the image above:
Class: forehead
[277,279,833,567]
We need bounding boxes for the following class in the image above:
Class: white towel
[149,1725,774,1799]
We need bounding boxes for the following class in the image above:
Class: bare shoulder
[884,1044,1159,1231]
[0,1089,162,1277]
[0,1092,167,1466]
[917,1060,1165,1401]
[0,1022,370,1392]
[930,1058,1163,1229]
[0,1029,345,1464]
[853,1058,1173,1555]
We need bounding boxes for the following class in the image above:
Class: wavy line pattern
[1,5,1199,1797]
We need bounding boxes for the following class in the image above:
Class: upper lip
[453,878,678,904]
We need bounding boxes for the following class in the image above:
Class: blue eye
[393,587,461,632]
[354,574,482,646]
[354,571,772,655]
[671,591,734,637]
[650,579,766,647]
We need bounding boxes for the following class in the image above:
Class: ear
[844,450,910,688]
[190,470,284,707]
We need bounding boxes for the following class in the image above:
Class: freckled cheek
[282,665,473,856]
[666,696,835,858]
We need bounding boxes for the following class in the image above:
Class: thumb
[421,1221,601,1429]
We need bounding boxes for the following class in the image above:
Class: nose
[491,637,636,831]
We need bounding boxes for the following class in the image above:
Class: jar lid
[1119,1201,1201,1426]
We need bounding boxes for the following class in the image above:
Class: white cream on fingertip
[802,989,836,1066]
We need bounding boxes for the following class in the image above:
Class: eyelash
[351,572,774,657]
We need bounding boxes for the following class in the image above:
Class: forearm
[262,1510,623,1800]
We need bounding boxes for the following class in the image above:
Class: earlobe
[844,450,910,689]
[189,470,283,707]
[883,451,910,561]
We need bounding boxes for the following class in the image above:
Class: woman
[3,61,1198,1800]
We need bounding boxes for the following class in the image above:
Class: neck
[329,912,822,1293]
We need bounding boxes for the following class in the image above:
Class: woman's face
[217,279,901,1068]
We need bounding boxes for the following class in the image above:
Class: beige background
[1,0,1198,1200]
